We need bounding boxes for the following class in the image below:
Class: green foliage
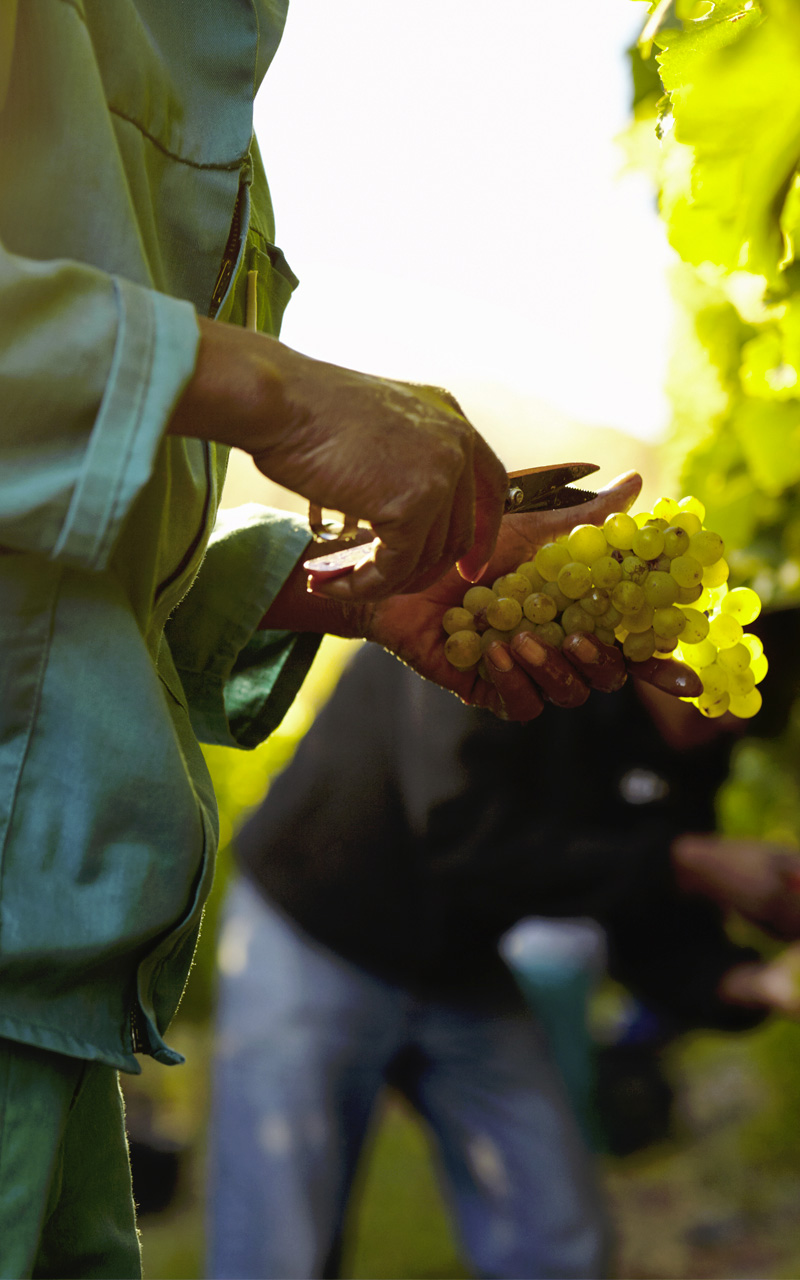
[630,0,800,841]
[630,0,800,1167]
[630,0,800,606]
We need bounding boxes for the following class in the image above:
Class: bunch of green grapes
[443,495,766,720]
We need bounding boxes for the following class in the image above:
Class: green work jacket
[0,0,320,1072]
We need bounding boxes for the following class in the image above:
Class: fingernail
[570,635,599,664]
[459,560,490,584]
[487,642,513,672]
[651,663,703,698]
[511,634,547,666]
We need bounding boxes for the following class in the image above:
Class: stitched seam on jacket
[52,3,244,171]
[92,279,154,569]
[109,105,247,172]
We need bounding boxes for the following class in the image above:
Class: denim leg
[399,1003,611,1280]
[206,877,404,1280]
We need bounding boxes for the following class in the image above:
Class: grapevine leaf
[740,328,800,400]
[657,7,800,281]
[731,398,800,494]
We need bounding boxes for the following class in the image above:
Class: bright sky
[252,0,672,469]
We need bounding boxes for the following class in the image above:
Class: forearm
[166,316,301,453]
[258,554,371,639]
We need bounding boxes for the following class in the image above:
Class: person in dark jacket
[206,614,800,1280]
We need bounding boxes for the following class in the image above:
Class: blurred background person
[205,608,800,1280]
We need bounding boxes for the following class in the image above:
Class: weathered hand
[363,470,702,721]
[170,321,507,600]
[719,945,800,1018]
[252,362,507,598]
[673,835,800,940]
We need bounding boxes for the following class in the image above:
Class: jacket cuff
[166,504,322,748]
[53,278,200,569]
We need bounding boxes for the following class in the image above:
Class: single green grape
[494,576,529,604]
[702,558,730,589]
[632,526,666,561]
[728,668,756,696]
[443,607,477,635]
[688,530,725,567]
[595,626,616,647]
[580,588,611,617]
[708,612,743,649]
[678,608,710,645]
[689,637,718,668]
[701,663,729,696]
[625,601,656,634]
[522,592,558,624]
[674,581,703,605]
[515,561,546,591]
[591,555,623,589]
[493,572,533,604]
[561,603,596,635]
[643,571,678,608]
[612,580,646,615]
[534,621,566,648]
[728,687,762,719]
[679,495,706,521]
[444,630,482,669]
[534,542,572,582]
[645,517,670,532]
[721,586,761,625]
[543,581,572,612]
[654,634,679,655]
[462,586,497,620]
[603,511,637,550]
[662,526,691,559]
[741,633,764,661]
[653,496,681,522]
[671,511,703,538]
[603,604,624,630]
[621,555,649,584]
[486,596,523,631]
[567,523,608,565]
[557,561,593,599]
[697,689,731,719]
[653,606,686,639]
[751,652,768,683]
[623,629,656,662]
[694,586,715,613]
[670,555,704,589]
[717,643,750,673]
[652,555,672,573]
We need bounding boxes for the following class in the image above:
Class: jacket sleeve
[163,504,322,749]
[0,234,200,570]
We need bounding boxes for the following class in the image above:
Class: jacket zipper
[130,1003,147,1054]
[208,185,244,318]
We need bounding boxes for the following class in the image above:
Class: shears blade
[504,463,600,514]
[304,462,603,583]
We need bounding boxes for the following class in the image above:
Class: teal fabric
[0,1038,141,1279]
[0,1,320,1071]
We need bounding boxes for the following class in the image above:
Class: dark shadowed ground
[134,1020,800,1280]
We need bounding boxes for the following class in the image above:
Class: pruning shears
[303,462,601,583]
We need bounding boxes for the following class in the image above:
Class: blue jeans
[206,877,610,1280]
